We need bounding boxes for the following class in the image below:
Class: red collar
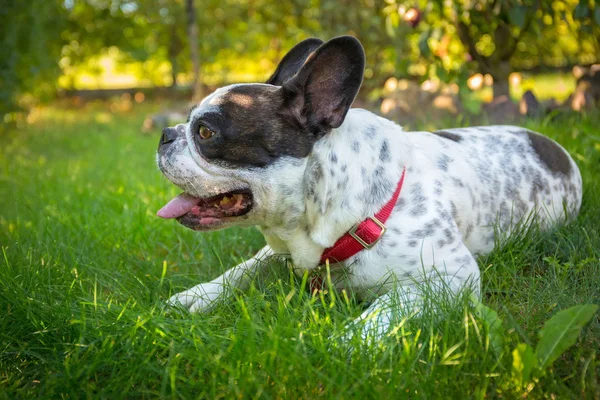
[319,166,406,265]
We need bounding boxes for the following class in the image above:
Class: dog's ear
[281,36,365,135]
[266,38,324,86]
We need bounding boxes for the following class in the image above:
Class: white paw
[167,282,223,313]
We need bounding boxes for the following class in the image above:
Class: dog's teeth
[220,196,232,206]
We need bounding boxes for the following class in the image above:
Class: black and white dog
[156,36,582,338]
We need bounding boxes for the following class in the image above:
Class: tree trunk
[169,57,178,89]
[168,25,179,89]
[186,0,202,102]
[492,77,510,99]
[490,60,512,100]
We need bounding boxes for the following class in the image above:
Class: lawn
[1,103,599,398]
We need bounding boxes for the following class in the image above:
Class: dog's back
[403,124,582,255]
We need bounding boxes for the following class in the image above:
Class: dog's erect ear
[266,38,324,86]
[281,36,365,135]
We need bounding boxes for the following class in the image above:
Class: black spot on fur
[433,130,462,142]
[464,224,474,240]
[437,155,451,171]
[410,205,427,217]
[451,177,465,188]
[455,255,472,267]
[525,131,571,175]
[395,198,406,211]
[304,158,322,197]
[410,219,439,239]
[443,229,454,241]
[434,185,443,198]
[409,183,428,217]
[351,141,361,153]
[365,126,377,139]
[379,140,391,162]
[450,202,458,220]
[363,166,393,203]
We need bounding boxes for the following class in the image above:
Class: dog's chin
[158,189,254,231]
[176,212,250,231]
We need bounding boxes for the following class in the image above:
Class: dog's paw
[167,282,223,313]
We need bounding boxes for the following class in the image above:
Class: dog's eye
[198,126,215,140]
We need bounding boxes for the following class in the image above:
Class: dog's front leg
[168,245,274,313]
[347,249,480,342]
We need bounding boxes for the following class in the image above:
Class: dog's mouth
[156,189,253,230]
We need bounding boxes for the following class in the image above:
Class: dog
[156,36,582,339]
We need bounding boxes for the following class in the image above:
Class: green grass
[1,103,599,399]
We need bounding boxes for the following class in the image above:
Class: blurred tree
[186,0,202,100]
[384,0,600,100]
[313,0,408,90]
[62,0,187,88]
[3,0,599,119]
[121,0,187,89]
[0,0,67,119]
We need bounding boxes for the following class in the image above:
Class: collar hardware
[348,216,386,250]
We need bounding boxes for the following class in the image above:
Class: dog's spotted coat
[156,36,582,339]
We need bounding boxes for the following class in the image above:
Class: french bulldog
[156,36,582,338]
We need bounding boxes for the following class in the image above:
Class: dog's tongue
[157,193,200,219]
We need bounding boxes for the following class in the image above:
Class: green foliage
[473,294,506,356]
[1,1,599,120]
[0,0,67,118]
[505,303,600,392]
[383,0,600,95]
[471,300,600,393]
[512,343,537,388]
[536,304,599,369]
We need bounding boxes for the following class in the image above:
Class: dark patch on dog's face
[190,85,318,168]
[188,36,365,169]
[433,130,462,142]
[525,131,571,175]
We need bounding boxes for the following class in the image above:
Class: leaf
[535,304,598,370]
[508,6,526,28]
[385,13,399,37]
[437,66,448,83]
[418,31,431,57]
[574,2,589,19]
[472,295,506,356]
[595,5,600,25]
[512,343,537,385]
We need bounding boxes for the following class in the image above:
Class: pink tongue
[157,193,200,219]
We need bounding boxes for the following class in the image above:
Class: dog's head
[156,36,365,231]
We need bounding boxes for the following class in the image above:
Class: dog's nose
[160,127,178,146]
